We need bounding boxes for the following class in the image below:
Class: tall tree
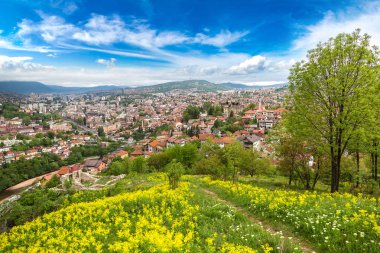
[288,30,380,192]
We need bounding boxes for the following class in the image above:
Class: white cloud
[228,55,295,75]
[17,11,77,43]
[96,58,116,67]
[243,81,288,86]
[59,43,159,60]
[72,15,124,45]
[72,15,190,50]
[49,0,78,15]
[63,1,79,15]
[0,51,288,86]
[292,2,380,52]
[0,38,54,53]
[13,13,248,54]
[0,55,53,72]
[193,30,249,47]
[228,55,269,74]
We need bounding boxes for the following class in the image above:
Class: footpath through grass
[194,176,380,253]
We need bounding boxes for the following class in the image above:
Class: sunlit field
[0,174,300,253]
[198,177,380,253]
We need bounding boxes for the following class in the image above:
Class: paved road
[0,156,100,203]
[64,118,97,135]
[0,170,59,203]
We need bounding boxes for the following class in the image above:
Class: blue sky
[0,0,379,86]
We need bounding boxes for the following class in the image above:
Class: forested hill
[0,80,288,94]
[0,81,124,94]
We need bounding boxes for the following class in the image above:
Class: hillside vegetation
[1,173,379,252]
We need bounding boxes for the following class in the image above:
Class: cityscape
[0,1,379,252]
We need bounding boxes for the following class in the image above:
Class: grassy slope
[195,176,380,253]
[0,174,301,253]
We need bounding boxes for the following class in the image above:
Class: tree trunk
[371,153,375,179]
[288,170,293,186]
[330,145,339,193]
[375,153,378,181]
[356,150,360,188]
[305,174,311,190]
[304,167,311,190]
[331,157,341,193]
[312,156,320,190]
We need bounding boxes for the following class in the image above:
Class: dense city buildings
[0,86,287,166]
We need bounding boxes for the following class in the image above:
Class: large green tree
[288,30,380,192]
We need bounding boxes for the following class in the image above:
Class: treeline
[10,132,71,151]
[0,143,121,192]
[182,102,223,122]
[105,141,272,181]
[0,154,61,192]
[0,102,61,124]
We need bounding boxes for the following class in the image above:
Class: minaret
[259,98,262,111]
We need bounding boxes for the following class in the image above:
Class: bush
[45,175,61,188]
[165,160,185,189]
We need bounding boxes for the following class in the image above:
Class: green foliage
[212,117,243,133]
[131,128,145,141]
[150,124,172,137]
[224,142,246,183]
[22,117,31,126]
[0,102,61,123]
[0,143,121,191]
[165,143,199,171]
[182,105,201,122]
[12,136,55,151]
[287,30,380,192]
[239,149,260,177]
[46,131,55,139]
[63,179,73,193]
[202,102,223,116]
[97,127,106,137]
[16,134,30,140]
[45,175,61,189]
[193,155,226,179]
[63,143,121,165]
[2,188,66,228]
[105,157,130,176]
[130,156,148,173]
[147,152,170,171]
[0,154,60,192]
[165,159,185,189]
[241,103,256,114]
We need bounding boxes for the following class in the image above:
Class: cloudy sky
[0,0,380,86]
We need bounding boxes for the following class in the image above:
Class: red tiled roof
[43,174,54,181]
[149,140,160,147]
[131,149,143,155]
[70,165,81,172]
[198,133,213,141]
[58,166,70,175]
[114,150,128,157]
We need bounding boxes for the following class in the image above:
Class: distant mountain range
[0,80,287,94]
[221,82,287,89]
[136,80,226,92]
[0,81,126,94]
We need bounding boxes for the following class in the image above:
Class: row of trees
[105,141,273,184]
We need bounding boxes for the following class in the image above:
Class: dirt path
[201,188,318,253]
